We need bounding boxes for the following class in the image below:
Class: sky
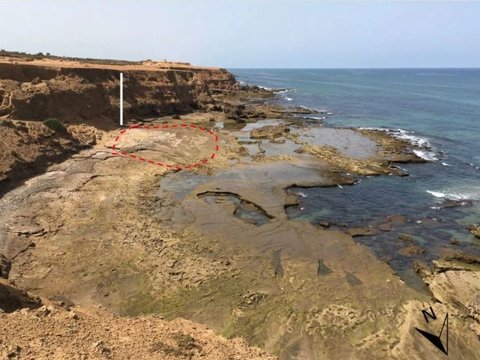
[0,0,479,68]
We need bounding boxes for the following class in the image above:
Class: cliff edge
[0,51,243,194]
[0,51,237,128]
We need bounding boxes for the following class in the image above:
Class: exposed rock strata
[0,54,237,127]
[0,119,99,194]
[250,124,289,139]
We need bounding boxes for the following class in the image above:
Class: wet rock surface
[346,226,379,237]
[198,191,273,226]
[250,124,289,140]
[468,224,480,239]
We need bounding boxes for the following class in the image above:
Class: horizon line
[227,67,480,70]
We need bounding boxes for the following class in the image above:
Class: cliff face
[0,55,240,193]
[0,58,236,128]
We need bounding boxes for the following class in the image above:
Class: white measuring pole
[119,72,124,126]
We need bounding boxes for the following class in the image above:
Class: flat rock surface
[0,113,478,359]
[299,127,378,159]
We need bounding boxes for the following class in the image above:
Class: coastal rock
[398,233,414,243]
[269,105,318,115]
[223,104,245,120]
[449,236,460,245]
[378,223,393,232]
[295,144,398,176]
[468,224,480,239]
[441,199,473,208]
[318,221,330,228]
[397,232,425,257]
[426,268,480,318]
[359,128,427,163]
[400,243,425,256]
[467,292,480,322]
[270,136,286,144]
[0,254,11,279]
[442,251,480,266]
[412,260,432,278]
[378,214,407,232]
[250,124,289,140]
[386,214,407,224]
[423,267,480,352]
[346,226,378,237]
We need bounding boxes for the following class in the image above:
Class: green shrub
[42,118,68,135]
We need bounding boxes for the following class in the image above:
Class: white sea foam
[360,127,439,161]
[296,191,308,198]
[426,190,446,198]
[395,131,431,148]
[302,116,326,121]
[426,189,480,201]
[361,128,432,148]
[413,149,439,161]
[442,162,452,167]
[274,89,294,94]
[274,88,295,102]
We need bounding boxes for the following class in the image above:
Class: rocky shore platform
[1,53,479,359]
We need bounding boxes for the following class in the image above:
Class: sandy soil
[0,299,275,360]
[0,54,221,72]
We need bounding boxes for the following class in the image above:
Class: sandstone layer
[0,52,236,127]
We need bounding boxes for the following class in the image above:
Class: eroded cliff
[0,53,239,193]
[0,53,236,128]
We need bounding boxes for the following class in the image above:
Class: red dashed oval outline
[111,123,220,171]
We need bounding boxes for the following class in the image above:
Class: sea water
[232,69,480,287]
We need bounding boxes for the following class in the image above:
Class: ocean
[231,68,480,288]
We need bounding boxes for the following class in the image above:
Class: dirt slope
[0,280,275,360]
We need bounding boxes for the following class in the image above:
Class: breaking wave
[360,127,439,161]
[426,188,480,201]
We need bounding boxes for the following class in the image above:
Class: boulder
[250,125,289,139]
[468,225,480,239]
